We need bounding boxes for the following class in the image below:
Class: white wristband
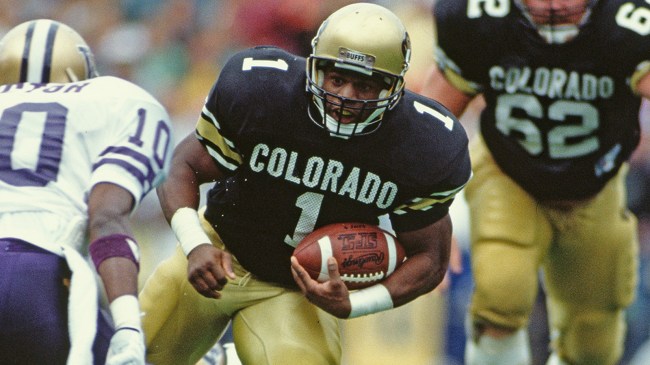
[110,295,142,331]
[170,207,212,256]
[348,284,394,318]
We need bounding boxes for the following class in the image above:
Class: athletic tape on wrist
[110,295,142,331]
[89,234,139,271]
[171,207,212,256]
[348,284,394,318]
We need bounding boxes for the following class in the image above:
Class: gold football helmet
[306,3,411,137]
[0,19,98,84]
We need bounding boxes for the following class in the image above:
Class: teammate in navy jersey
[139,3,471,365]
[0,19,173,365]
[422,0,650,364]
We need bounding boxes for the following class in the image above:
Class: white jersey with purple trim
[0,76,173,252]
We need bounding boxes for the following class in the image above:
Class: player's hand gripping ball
[293,223,406,290]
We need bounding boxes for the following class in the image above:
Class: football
[293,222,406,290]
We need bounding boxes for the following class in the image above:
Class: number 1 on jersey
[414,101,454,131]
[242,57,289,71]
[284,192,324,247]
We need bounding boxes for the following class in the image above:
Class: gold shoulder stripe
[435,46,480,95]
[393,180,469,213]
[394,194,456,213]
[196,116,242,165]
[443,68,479,96]
[631,60,650,96]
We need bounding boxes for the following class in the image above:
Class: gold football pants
[139,211,341,365]
[465,136,638,365]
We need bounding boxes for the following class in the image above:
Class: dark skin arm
[87,183,137,302]
[291,214,453,318]
[637,71,650,99]
[156,133,235,299]
[419,65,473,118]
[418,64,478,291]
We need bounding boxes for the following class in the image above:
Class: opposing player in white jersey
[0,19,173,365]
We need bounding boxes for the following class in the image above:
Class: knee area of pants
[471,249,539,300]
[474,273,537,300]
[554,310,624,365]
[472,279,538,329]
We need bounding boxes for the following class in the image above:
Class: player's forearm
[383,252,447,308]
[156,166,202,223]
[421,65,473,118]
[157,134,223,222]
[97,258,140,302]
[388,216,452,306]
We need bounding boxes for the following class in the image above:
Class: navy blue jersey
[434,0,650,200]
[196,46,471,286]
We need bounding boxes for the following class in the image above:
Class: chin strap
[537,24,580,44]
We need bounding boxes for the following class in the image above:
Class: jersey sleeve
[195,82,243,175]
[432,0,485,95]
[194,50,253,175]
[388,95,472,232]
[397,172,471,232]
[195,46,297,175]
[433,0,519,95]
[611,0,650,94]
[90,79,173,208]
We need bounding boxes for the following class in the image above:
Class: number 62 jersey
[433,0,650,200]
[0,76,173,252]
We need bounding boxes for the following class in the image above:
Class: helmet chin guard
[307,85,386,139]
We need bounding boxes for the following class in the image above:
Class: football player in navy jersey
[0,20,173,365]
[422,0,650,364]
[139,3,472,365]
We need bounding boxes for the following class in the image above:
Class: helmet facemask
[516,0,597,44]
[305,3,410,139]
[307,57,403,138]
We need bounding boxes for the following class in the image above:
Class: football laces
[341,272,385,283]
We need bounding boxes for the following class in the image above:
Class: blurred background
[1,1,649,364]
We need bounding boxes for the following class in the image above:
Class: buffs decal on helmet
[0,19,98,84]
[306,3,411,138]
